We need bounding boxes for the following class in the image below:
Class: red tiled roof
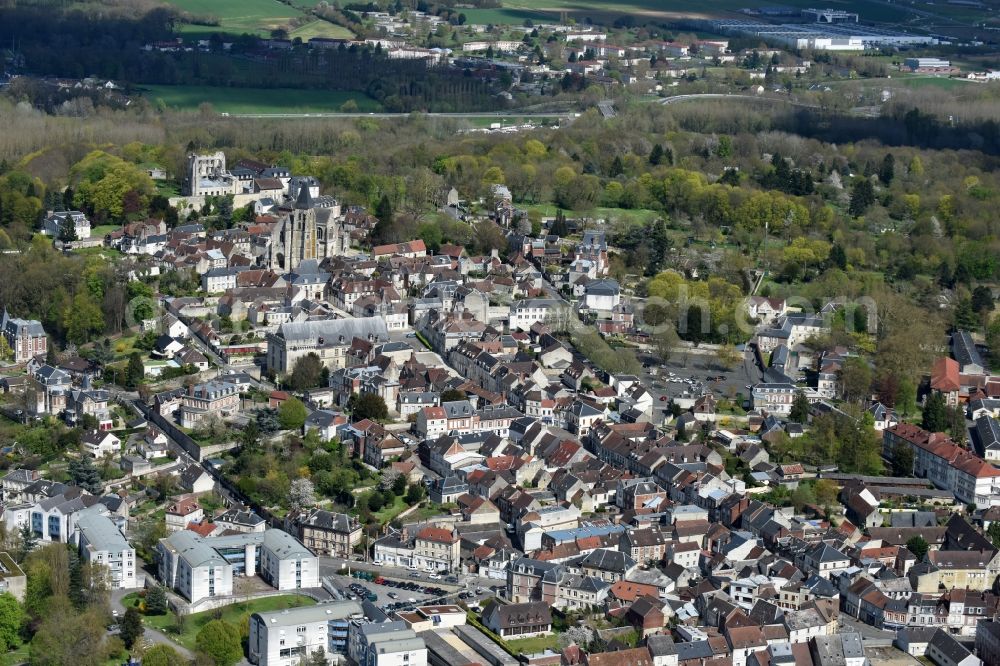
[417,526,457,543]
[931,356,960,392]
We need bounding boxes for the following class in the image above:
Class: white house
[509,299,565,332]
[581,279,621,312]
[81,430,121,458]
[42,211,91,239]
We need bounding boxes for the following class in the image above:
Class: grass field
[472,0,912,24]
[525,204,662,224]
[142,85,381,113]
[167,0,301,37]
[894,76,978,90]
[125,594,315,650]
[90,224,120,238]
[289,19,354,41]
[505,634,563,655]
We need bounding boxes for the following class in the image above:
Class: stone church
[268,185,349,272]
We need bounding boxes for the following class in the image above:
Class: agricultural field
[165,0,304,38]
[289,19,354,41]
[142,85,381,113]
[479,0,915,24]
[893,76,979,91]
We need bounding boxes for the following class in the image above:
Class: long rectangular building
[158,528,318,604]
[266,317,389,374]
[883,423,1000,509]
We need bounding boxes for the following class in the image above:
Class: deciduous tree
[195,619,242,666]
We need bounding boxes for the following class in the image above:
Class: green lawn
[289,19,354,41]
[166,0,302,37]
[142,85,381,114]
[472,0,913,23]
[407,503,450,522]
[0,643,29,666]
[505,633,563,655]
[524,204,661,224]
[90,225,121,238]
[129,594,316,650]
[894,76,976,90]
[371,494,408,524]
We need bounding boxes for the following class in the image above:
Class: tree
[16,523,37,562]
[64,291,104,345]
[146,585,168,615]
[256,408,281,435]
[141,645,186,666]
[989,317,1000,371]
[195,619,242,666]
[0,593,24,651]
[972,286,993,314]
[69,456,103,494]
[288,353,324,392]
[126,352,144,389]
[897,378,917,416]
[373,194,394,244]
[405,483,425,504]
[840,357,873,403]
[278,398,307,430]
[849,179,876,217]
[922,391,948,432]
[58,216,78,243]
[289,478,316,512]
[813,479,839,509]
[649,144,664,166]
[789,391,810,424]
[716,344,741,370]
[906,535,929,561]
[891,439,915,477]
[239,419,261,452]
[987,522,1000,549]
[30,600,109,666]
[879,153,895,185]
[440,389,466,403]
[306,648,328,666]
[348,393,389,422]
[120,607,143,649]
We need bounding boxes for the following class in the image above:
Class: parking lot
[320,557,496,614]
[636,347,762,421]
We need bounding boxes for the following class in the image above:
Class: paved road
[111,581,196,661]
[226,111,572,120]
[659,93,821,108]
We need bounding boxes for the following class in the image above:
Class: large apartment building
[158,528,318,604]
[75,512,139,590]
[248,601,363,665]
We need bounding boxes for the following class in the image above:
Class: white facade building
[158,528,318,604]
[75,512,140,590]
[248,601,362,665]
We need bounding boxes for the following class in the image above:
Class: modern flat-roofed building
[75,511,140,590]
[248,600,362,665]
[158,528,318,603]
